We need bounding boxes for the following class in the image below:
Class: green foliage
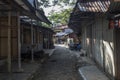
[37,0,51,8]
[41,22,52,28]
[47,0,76,26]
[36,21,52,28]
[37,0,76,26]
[56,0,76,6]
[37,0,76,8]
[52,0,58,6]
[48,8,72,25]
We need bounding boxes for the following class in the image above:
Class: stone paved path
[32,45,83,80]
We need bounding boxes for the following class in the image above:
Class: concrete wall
[92,17,104,67]
[82,15,115,79]
[101,17,115,79]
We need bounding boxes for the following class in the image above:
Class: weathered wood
[31,19,34,62]
[17,11,23,71]
[115,29,120,80]
[0,16,18,27]
[37,28,39,44]
[0,22,18,59]
[48,33,50,49]
[7,11,11,72]
[113,0,120,2]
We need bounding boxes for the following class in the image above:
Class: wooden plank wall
[0,16,18,59]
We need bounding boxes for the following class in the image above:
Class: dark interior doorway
[115,29,120,80]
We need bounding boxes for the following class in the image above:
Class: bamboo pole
[17,11,23,72]
[7,11,11,73]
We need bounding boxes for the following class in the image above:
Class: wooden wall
[0,16,18,59]
[21,25,44,53]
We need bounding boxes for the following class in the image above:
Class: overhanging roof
[21,20,54,33]
[68,0,114,34]
[69,0,120,29]
[36,9,51,24]
[0,0,51,24]
[77,0,110,13]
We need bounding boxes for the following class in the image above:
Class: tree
[37,0,51,8]
[48,8,72,25]
[37,0,76,11]
[56,0,76,7]
[48,0,76,26]
[37,0,76,27]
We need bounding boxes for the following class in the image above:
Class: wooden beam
[17,11,23,72]
[48,32,49,49]
[31,19,34,62]
[7,11,11,73]
[113,0,120,2]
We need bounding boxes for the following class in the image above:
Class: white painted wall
[81,15,115,79]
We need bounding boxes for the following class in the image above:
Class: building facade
[69,0,120,80]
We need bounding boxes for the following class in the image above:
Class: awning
[56,32,67,37]
[68,0,112,34]
[0,0,51,24]
[77,0,110,13]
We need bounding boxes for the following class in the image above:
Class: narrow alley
[1,0,120,80]
[32,45,83,80]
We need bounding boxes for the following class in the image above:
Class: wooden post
[8,11,11,72]
[17,11,23,72]
[31,19,34,62]
[46,33,48,49]
[37,28,39,44]
[113,0,120,2]
[48,32,50,49]
[37,27,39,50]
[46,32,48,49]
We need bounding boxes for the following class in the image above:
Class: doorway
[115,28,120,80]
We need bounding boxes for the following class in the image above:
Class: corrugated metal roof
[77,0,110,13]
[68,0,120,33]
[0,0,51,24]
[108,2,120,14]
